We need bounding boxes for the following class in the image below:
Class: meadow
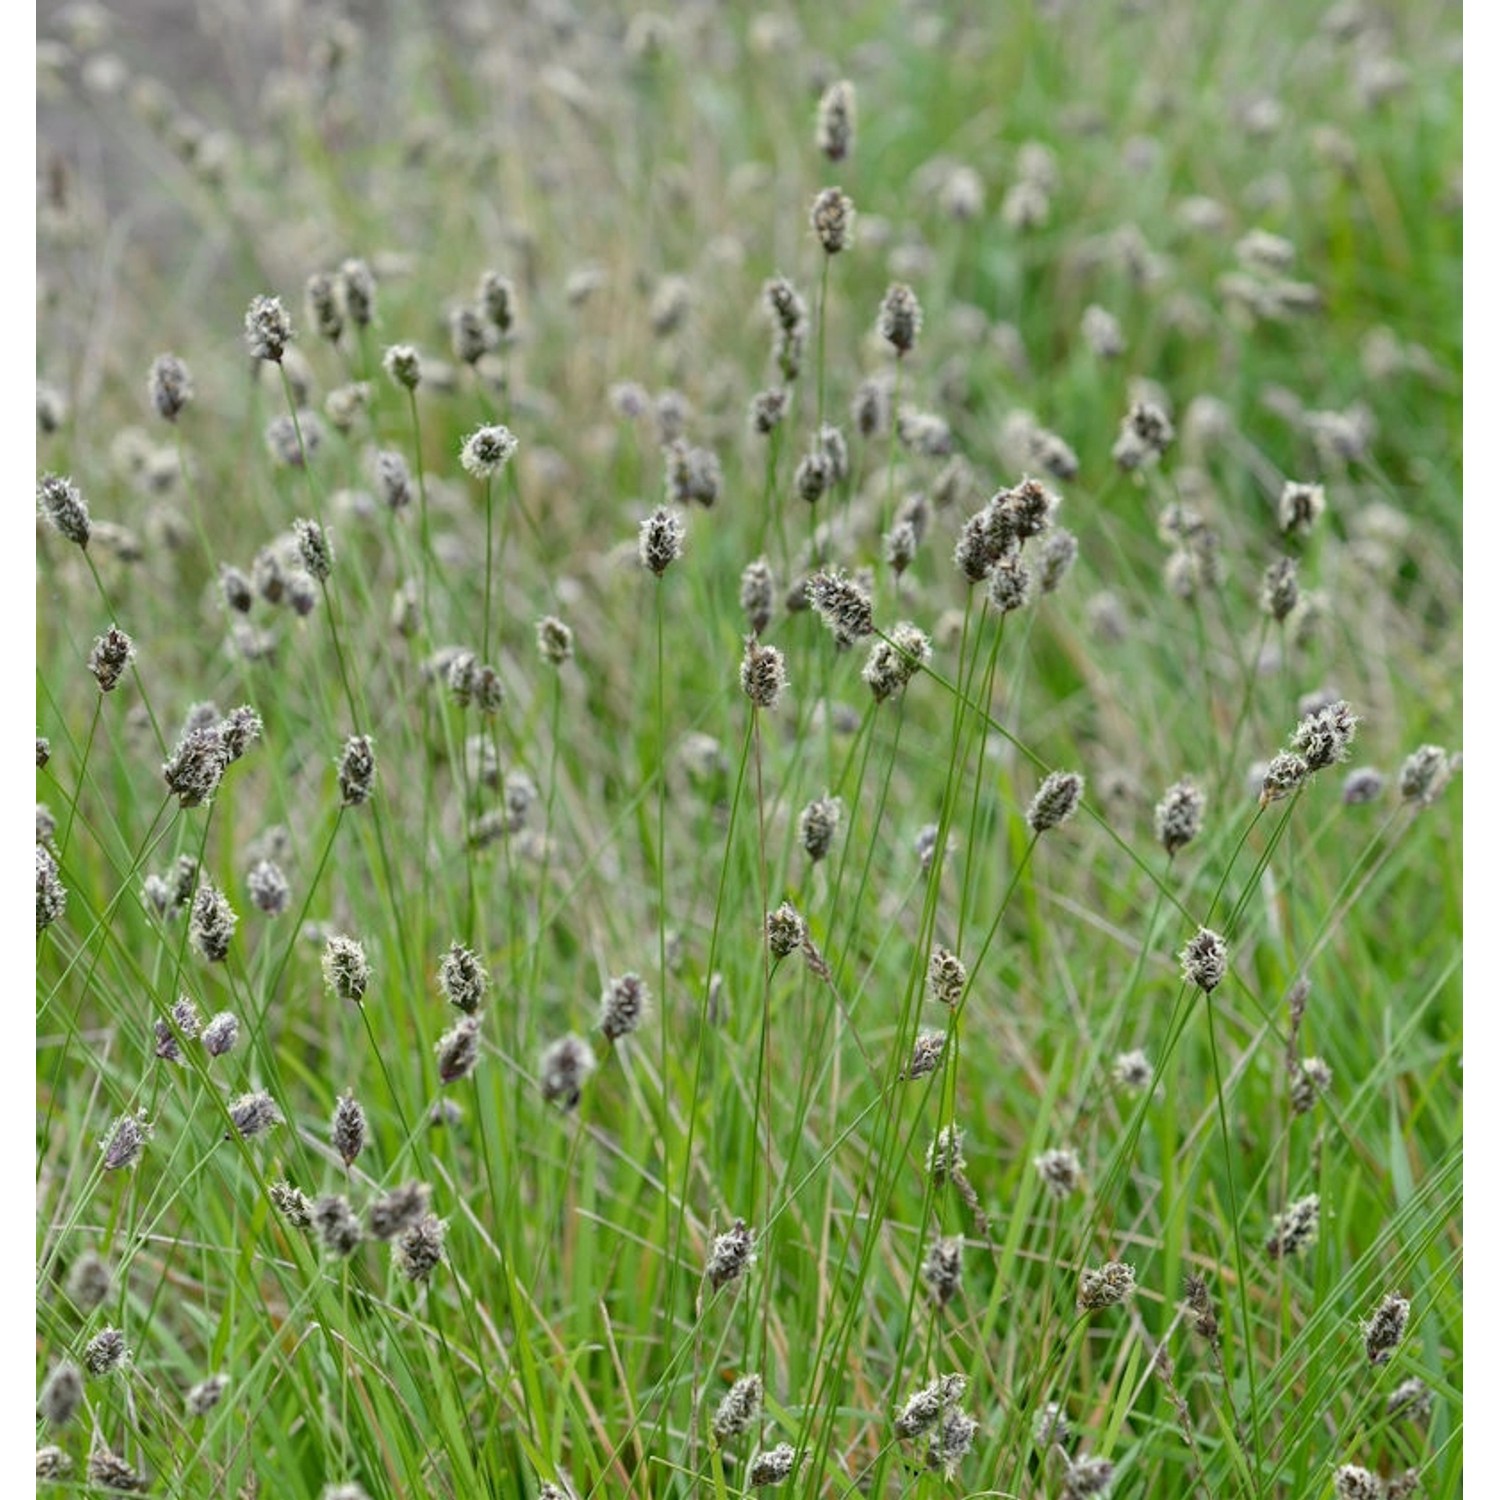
[35,1,1462,1495]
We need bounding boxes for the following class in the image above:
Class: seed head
[879,283,923,357]
[540,1033,595,1109]
[765,901,806,960]
[436,1015,484,1085]
[305,272,343,341]
[1260,556,1300,621]
[1183,1273,1219,1341]
[863,622,931,703]
[1038,528,1079,593]
[741,638,788,709]
[926,1406,979,1477]
[1113,400,1174,470]
[35,1445,70,1479]
[927,947,968,1008]
[806,569,873,646]
[923,1235,964,1306]
[740,558,775,635]
[1179,927,1228,992]
[852,376,891,438]
[1027,771,1085,833]
[1082,304,1125,358]
[1265,1193,1320,1259]
[87,1447,148,1492]
[798,794,842,862]
[479,270,516,334]
[536,615,574,666]
[1033,1402,1072,1450]
[1362,1292,1410,1365]
[149,353,193,421]
[1398,745,1449,805]
[1062,1456,1116,1498]
[460,423,518,478]
[749,388,788,434]
[37,473,91,546]
[713,1372,763,1440]
[383,344,422,390]
[439,943,488,1014]
[1334,1466,1382,1500]
[84,1326,128,1376]
[449,304,489,364]
[884,518,918,575]
[811,186,854,254]
[244,294,293,362]
[1113,1049,1153,1090]
[394,1213,448,1281]
[102,1108,150,1171]
[36,844,67,934]
[66,1252,112,1312]
[1278,481,1326,537]
[706,1218,757,1290]
[1035,1147,1082,1198]
[185,1372,229,1416]
[639,505,685,575]
[246,858,290,916]
[367,1181,430,1240]
[1386,1377,1434,1423]
[763,275,807,336]
[292,516,333,581]
[313,1194,363,1257]
[227,1090,281,1140]
[600,973,649,1041]
[39,1361,84,1425]
[331,1092,367,1166]
[1290,1056,1332,1114]
[337,733,376,806]
[895,1374,968,1440]
[189,883,236,962]
[374,450,412,511]
[319,935,371,1005]
[220,705,262,763]
[1291,700,1359,772]
[339,258,376,326]
[747,1444,796,1487]
[1260,751,1310,805]
[816,78,855,161]
[1154,779,1206,855]
[202,1011,239,1057]
[904,1029,946,1080]
[1078,1260,1136,1311]
[270,1180,313,1228]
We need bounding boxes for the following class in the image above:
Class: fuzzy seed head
[747,1444,796,1487]
[1278,481,1326,537]
[927,947,967,1008]
[600,972,650,1041]
[39,1361,84,1425]
[1062,1456,1116,1498]
[740,559,775,635]
[1028,771,1085,833]
[227,1090,281,1140]
[905,1029,947,1080]
[88,1447,148,1492]
[84,1326,128,1376]
[741,638,788,709]
[374,450,412,511]
[1038,528,1079,593]
[765,901,806,959]
[36,844,67,934]
[149,353,193,421]
[878,282,923,357]
[817,78,855,161]
[1184,1273,1219,1341]
[1291,700,1359,772]
[186,1372,229,1416]
[639,505,685,576]
[1078,1260,1136,1311]
[1033,1402,1072,1449]
[923,1235,964,1306]
[852,376,891,437]
[270,1180,313,1228]
[798,794,842,862]
[863,622,931,703]
[66,1252,112,1312]
[367,1181,430,1241]
[713,1372,764,1440]
[1154,779,1206,855]
[1179,926,1228,992]
[383,343,422,390]
[394,1212,448,1282]
[811,185,854,253]
[1113,1049,1153,1090]
[1290,1056,1333,1114]
[1398,745,1449,804]
[439,943,488,1014]
[1260,556,1300,621]
[202,1011,239,1057]
[35,1445,71,1479]
[450,303,489,364]
[925,1406,979,1477]
[244,294,293,362]
[460,423,518,478]
[806,569,874,646]
[1386,1377,1434,1423]
[706,1218,757,1290]
[313,1193,363,1257]
[987,551,1032,613]
[1260,751,1310,805]
[749,388,788,435]
[337,733,376,806]
[321,933,369,1004]
[536,615,574,666]
[305,272,343,341]
[436,1015,484,1085]
[540,1033,595,1108]
[340,258,376,326]
[1334,1466,1382,1500]
[1265,1193,1320,1259]
[1035,1147,1082,1198]
[1363,1293,1411,1365]
[101,1108,150,1171]
[479,270,516,334]
[246,859,290,916]
[331,1092,367,1166]
[38,473,91,546]
[189,883,236,962]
